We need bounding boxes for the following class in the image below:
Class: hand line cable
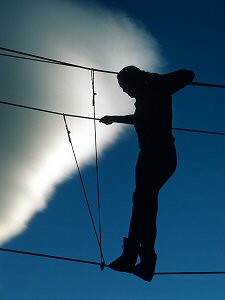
[1,47,225,88]
[0,99,225,137]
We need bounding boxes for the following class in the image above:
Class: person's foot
[109,237,139,273]
[109,255,135,273]
[133,250,157,281]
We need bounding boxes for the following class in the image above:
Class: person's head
[117,66,146,98]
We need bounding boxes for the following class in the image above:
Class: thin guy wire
[62,114,104,262]
[91,70,105,270]
[1,99,225,137]
[0,247,225,276]
[1,47,225,88]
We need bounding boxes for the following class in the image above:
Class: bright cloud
[0,0,163,243]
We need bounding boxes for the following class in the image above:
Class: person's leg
[109,146,177,277]
[133,145,177,281]
[128,189,159,249]
[128,150,159,250]
[109,152,144,273]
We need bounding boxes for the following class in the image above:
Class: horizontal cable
[0,53,60,65]
[0,99,95,120]
[0,47,118,74]
[173,127,225,136]
[0,247,102,266]
[0,247,224,276]
[0,99,225,137]
[1,47,225,88]
[190,81,225,89]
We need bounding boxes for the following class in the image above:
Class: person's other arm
[157,69,195,95]
[99,115,134,125]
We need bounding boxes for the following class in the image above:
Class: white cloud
[0,0,163,243]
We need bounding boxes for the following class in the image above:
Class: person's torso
[134,88,175,149]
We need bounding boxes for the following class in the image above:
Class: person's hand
[99,116,114,125]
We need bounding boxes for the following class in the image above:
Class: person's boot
[133,247,157,281]
[109,237,140,273]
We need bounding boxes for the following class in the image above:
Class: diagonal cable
[62,114,104,265]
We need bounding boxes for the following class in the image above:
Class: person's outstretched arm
[99,115,134,125]
[158,69,195,95]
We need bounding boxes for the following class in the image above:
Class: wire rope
[63,114,104,265]
[0,47,118,74]
[0,247,225,276]
[0,99,225,137]
[1,46,225,278]
[1,46,225,88]
[91,70,105,269]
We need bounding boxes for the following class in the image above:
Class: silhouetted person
[100,66,195,281]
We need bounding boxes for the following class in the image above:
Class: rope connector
[100,262,105,271]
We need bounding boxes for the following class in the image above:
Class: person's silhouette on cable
[100,66,195,281]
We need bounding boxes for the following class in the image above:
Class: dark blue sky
[1,0,225,299]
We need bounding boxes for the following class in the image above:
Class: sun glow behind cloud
[0,0,163,243]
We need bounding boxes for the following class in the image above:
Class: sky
[0,0,225,299]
